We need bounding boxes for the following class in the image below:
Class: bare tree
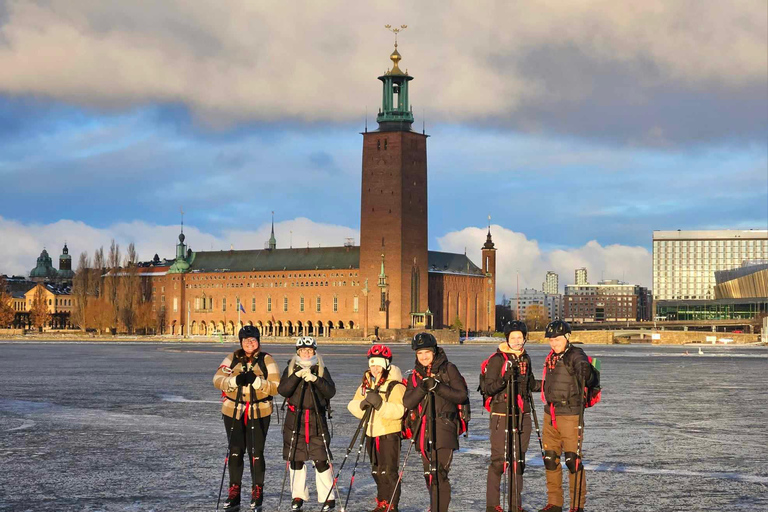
[525,304,550,331]
[102,240,121,332]
[0,276,15,328]
[30,285,51,332]
[72,252,91,330]
[119,243,140,333]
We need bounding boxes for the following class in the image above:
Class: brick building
[564,280,651,322]
[144,43,496,337]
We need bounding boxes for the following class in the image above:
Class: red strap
[550,403,557,429]
[517,395,524,411]
[375,437,380,453]
[244,401,251,425]
[304,409,310,445]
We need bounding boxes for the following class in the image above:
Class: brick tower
[360,41,429,330]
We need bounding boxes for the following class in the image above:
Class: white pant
[290,462,336,503]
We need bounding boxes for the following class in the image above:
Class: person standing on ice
[213,325,280,512]
[480,320,540,512]
[278,337,337,512]
[402,332,468,512]
[538,320,599,512]
[347,344,406,512]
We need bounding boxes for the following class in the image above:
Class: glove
[421,376,439,391]
[251,376,263,389]
[302,372,318,383]
[236,370,257,386]
[295,367,310,379]
[503,360,518,382]
[364,390,383,410]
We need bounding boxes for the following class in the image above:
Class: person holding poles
[347,344,406,512]
[212,325,280,512]
[403,332,468,512]
[539,320,598,512]
[480,320,540,512]
[277,337,337,512]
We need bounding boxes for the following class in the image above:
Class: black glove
[503,360,518,382]
[421,376,439,391]
[364,390,384,410]
[360,400,373,411]
[236,370,257,386]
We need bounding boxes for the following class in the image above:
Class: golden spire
[384,24,407,75]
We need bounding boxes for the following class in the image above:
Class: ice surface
[0,341,766,511]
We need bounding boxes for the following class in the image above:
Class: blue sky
[0,1,766,295]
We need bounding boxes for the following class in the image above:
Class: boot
[249,484,263,511]
[290,498,304,511]
[223,483,241,511]
[485,506,503,512]
[321,500,336,511]
[538,506,562,512]
[373,499,397,512]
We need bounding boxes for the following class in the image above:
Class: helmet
[367,344,393,369]
[295,336,317,351]
[238,325,260,342]
[503,320,528,340]
[544,320,571,339]
[411,332,437,351]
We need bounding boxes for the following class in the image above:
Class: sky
[0,0,766,298]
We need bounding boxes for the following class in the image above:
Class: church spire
[483,215,495,250]
[268,211,277,250]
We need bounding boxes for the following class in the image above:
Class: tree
[30,285,51,332]
[72,252,91,330]
[118,243,140,333]
[525,304,549,331]
[451,314,463,332]
[0,276,15,328]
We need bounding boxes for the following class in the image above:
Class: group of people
[212,319,599,512]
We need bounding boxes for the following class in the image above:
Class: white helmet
[296,336,317,351]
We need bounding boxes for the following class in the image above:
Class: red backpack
[402,370,471,438]
[478,352,509,412]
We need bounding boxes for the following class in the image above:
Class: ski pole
[573,376,587,511]
[527,390,545,460]
[277,380,306,512]
[502,371,510,511]
[216,360,245,512]
[510,365,521,512]
[429,391,440,512]
[385,393,430,512]
[343,410,372,512]
[322,406,372,505]
[308,382,341,504]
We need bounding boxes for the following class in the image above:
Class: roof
[653,229,768,241]
[188,247,360,272]
[427,251,485,276]
[183,247,485,276]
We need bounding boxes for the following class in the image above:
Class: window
[353,296,359,313]
[267,296,272,312]
[316,296,321,313]
[222,298,226,312]
[300,295,305,312]
[173,297,178,313]
[333,295,338,312]
[252,297,256,312]
[283,296,288,312]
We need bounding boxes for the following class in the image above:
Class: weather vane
[384,24,408,47]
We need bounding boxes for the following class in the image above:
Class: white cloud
[0,216,359,276]
[0,0,763,133]
[437,225,652,297]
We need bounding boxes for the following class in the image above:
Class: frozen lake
[1,341,766,512]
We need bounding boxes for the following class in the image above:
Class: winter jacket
[482,343,541,415]
[402,347,469,451]
[347,365,406,438]
[541,344,597,416]
[213,349,280,420]
[278,354,336,462]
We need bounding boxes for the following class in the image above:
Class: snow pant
[289,460,336,503]
[420,447,453,512]
[487,412,532,509]
[543,413,586,509]
[366,432,402,508]
[223,414,271,487]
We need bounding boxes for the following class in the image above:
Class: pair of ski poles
[216,359,264,511]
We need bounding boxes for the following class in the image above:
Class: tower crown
[377,26,414,131]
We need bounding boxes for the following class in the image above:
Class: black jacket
[278,355,336,462]
[542,344,597,416]
[482,349,541,414]
[403,347,469,451]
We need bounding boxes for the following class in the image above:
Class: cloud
[0,0,764,145]
[0,216,359,277]
[437,225,652,296]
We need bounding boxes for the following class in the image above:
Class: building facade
[564,280,651,322]
[543,271,559,295]
[510,288,563,324]
[143,44,496,337]
[575,267,588,285]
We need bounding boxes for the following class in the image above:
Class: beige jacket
[347,365,405,438]
[213,349,280,420]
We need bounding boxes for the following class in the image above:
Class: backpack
[478,351,510,413]
[540,351,602,409]
[402,368,471,438]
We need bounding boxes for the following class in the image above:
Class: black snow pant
[223,414,271,487]
[420,447,453,512]
[366,432,402,508]
[487,412,532,509]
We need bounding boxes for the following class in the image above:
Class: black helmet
[544,320,571,338]
[238,325,260,342]
[411,332,437,351]
[503,320,528,340]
